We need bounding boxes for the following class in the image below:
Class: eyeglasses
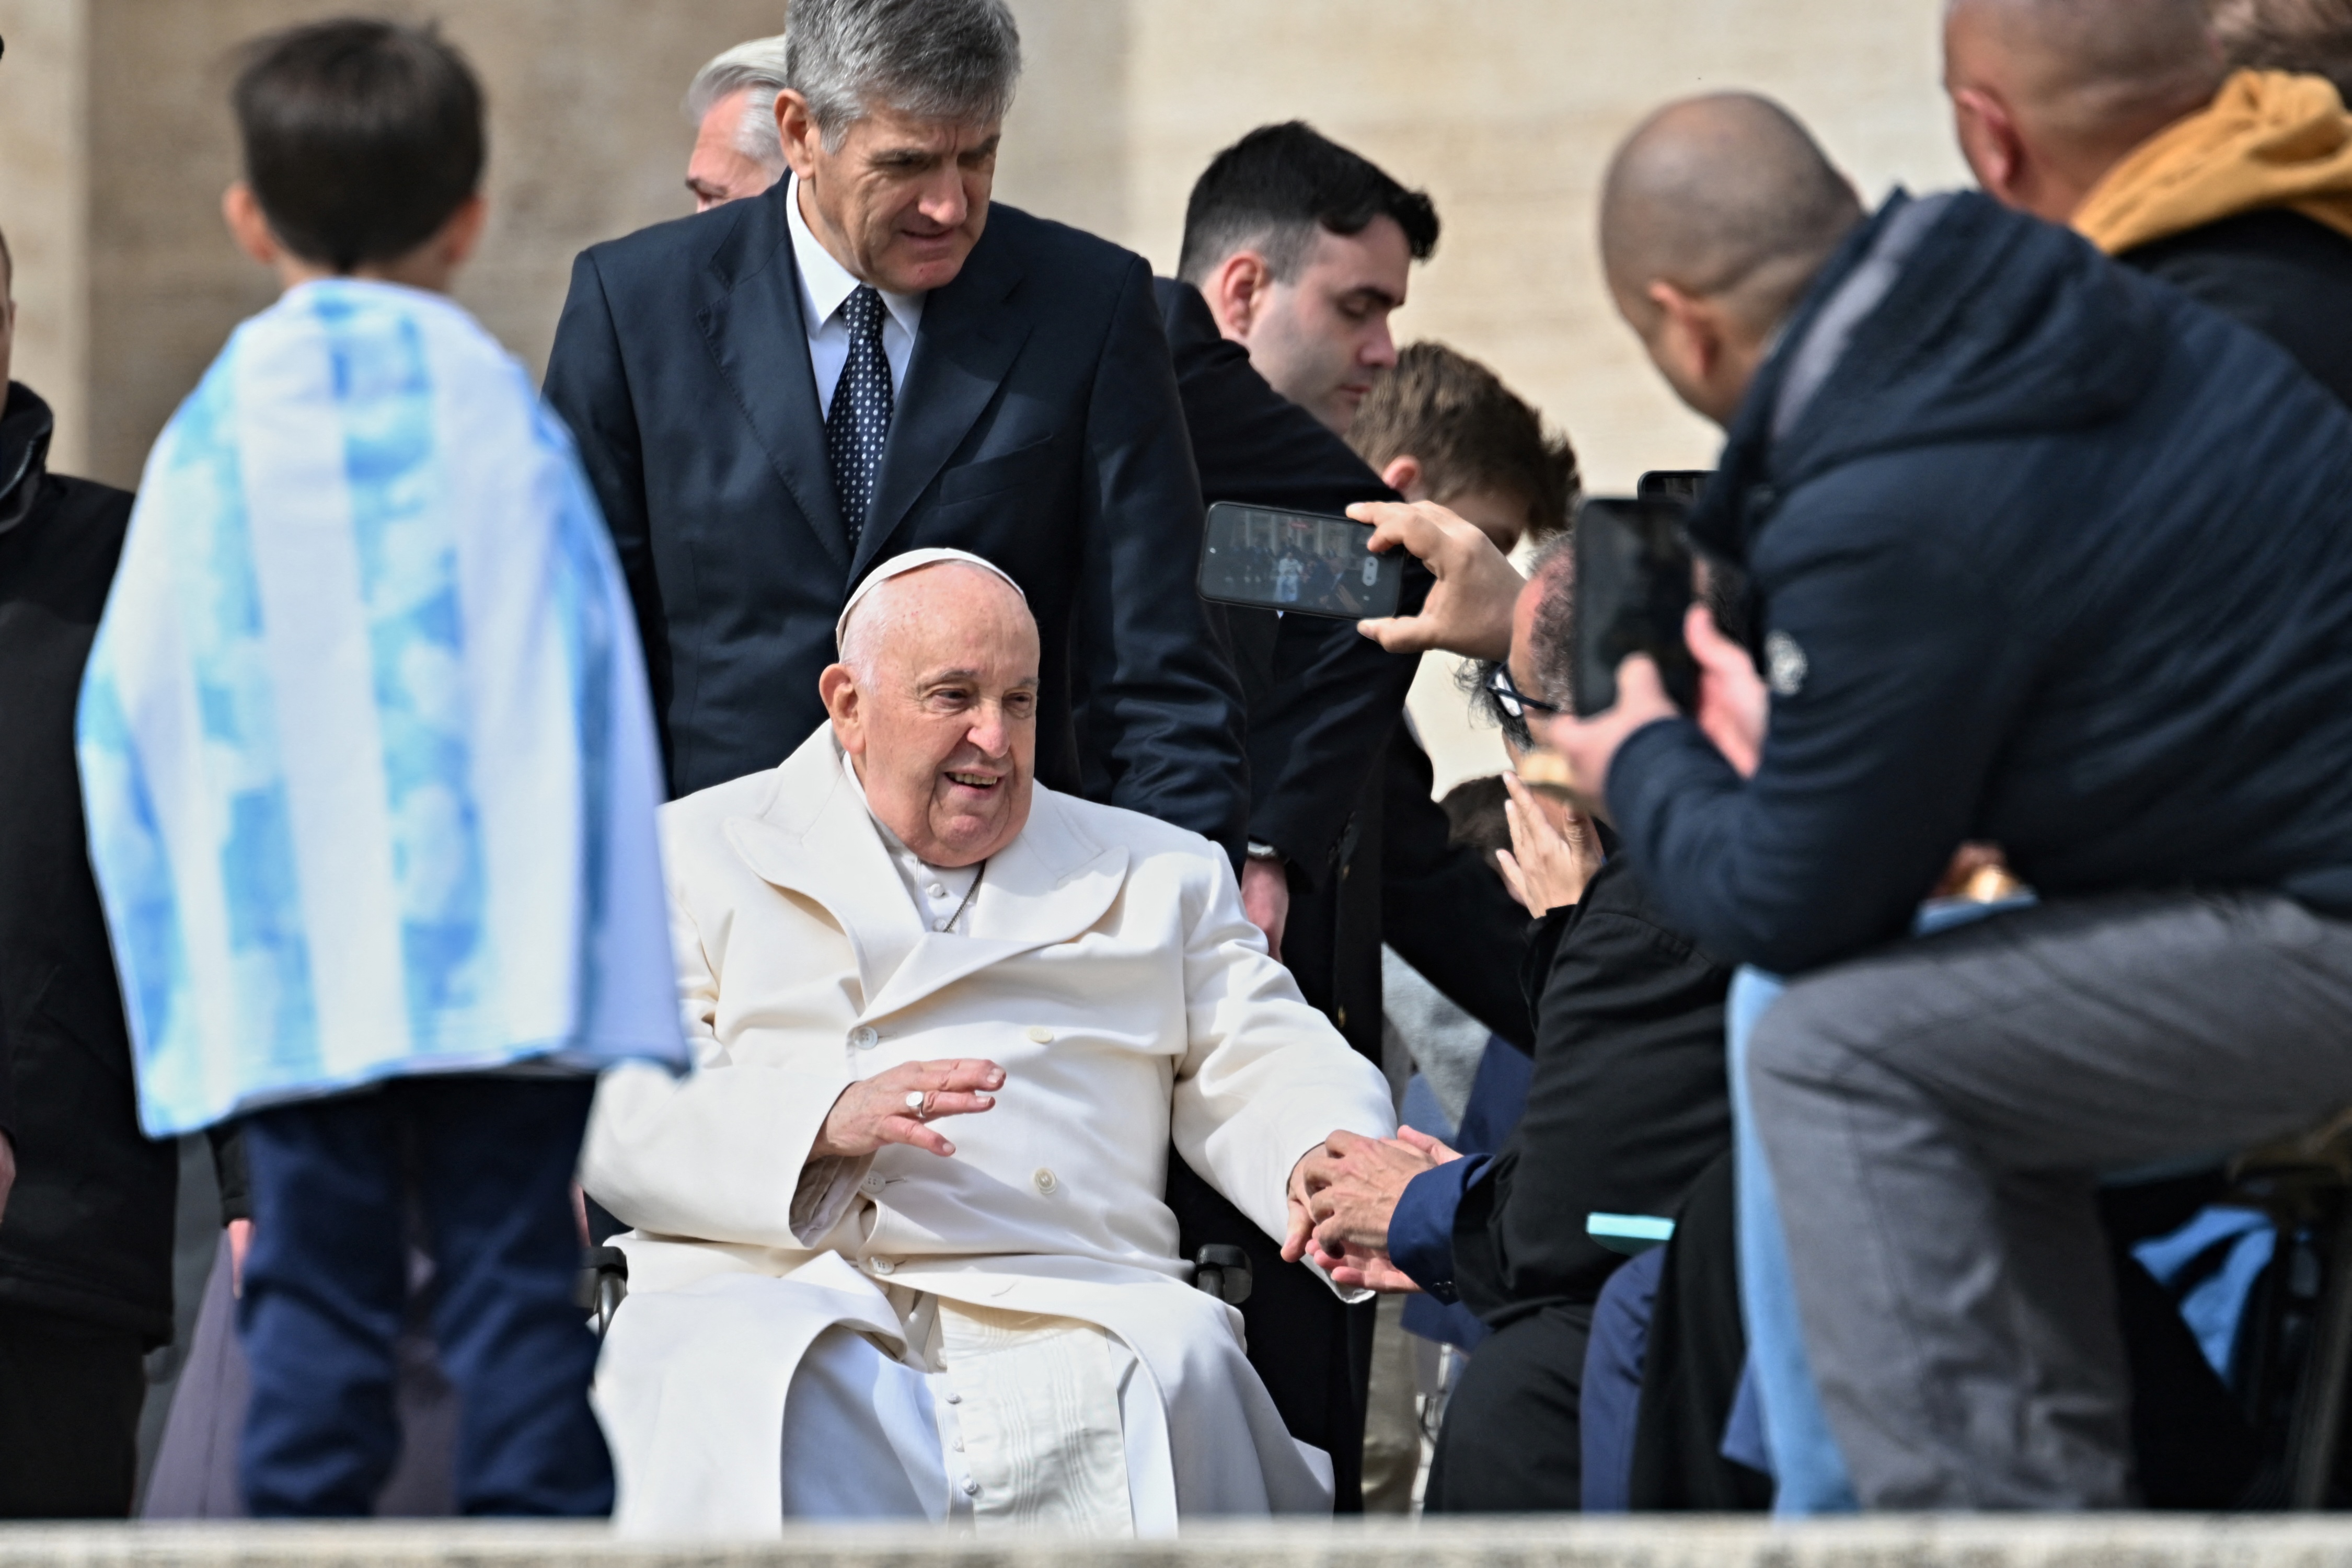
[1486,663,1563,722]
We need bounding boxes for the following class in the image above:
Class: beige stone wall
[0,0,91,471]
[1,0,1973,785]
[4,0,783,487]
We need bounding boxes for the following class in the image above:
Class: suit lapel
[696,185,851,572]
[853,791,1128,1025]
[854,216,1031,578]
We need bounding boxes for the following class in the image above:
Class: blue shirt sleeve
[1388,1155,1493,1303]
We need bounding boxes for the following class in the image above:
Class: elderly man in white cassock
[583,548,1397,1536]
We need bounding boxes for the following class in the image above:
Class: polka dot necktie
[827,284,894,551]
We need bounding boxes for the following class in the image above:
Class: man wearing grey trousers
[1535,91,2352,1508]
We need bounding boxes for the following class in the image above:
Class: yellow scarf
[2073,69,2352,255]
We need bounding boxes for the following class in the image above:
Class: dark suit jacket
[544,183,1247,852]
[1151,279,1423,882]
[1152,280,1531,1056]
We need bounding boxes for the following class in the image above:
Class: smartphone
[1196,501,1405,621]
[1637,469,1711,505]
[1572,497,1701,717]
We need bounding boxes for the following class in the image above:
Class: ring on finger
[904,1090,928,1119]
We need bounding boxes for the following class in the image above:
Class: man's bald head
[1600,94,1863,335]
[1599,95,1862,423]
[1945,0,2223,220]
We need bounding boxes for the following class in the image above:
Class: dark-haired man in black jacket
[1547,93,2352,1509]
[0,240,180,1518]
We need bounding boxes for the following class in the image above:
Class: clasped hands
[1281,1127,1463,1293]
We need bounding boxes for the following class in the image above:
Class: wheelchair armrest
[1193,1243,1253,1306]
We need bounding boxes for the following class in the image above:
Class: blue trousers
[1728,967,1858,1515]
[236,1076,610,1517]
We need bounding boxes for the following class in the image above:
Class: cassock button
[869,1256,895,1276]
[1025,1026,1053,1044]
[860,1173,886,1195]
[926,882,946,897]
[1033,1168,1059,1195]
[944,1391,963,1404]
[933,917,950,931]
[849,1026,878,1050]
[960,1477,979,1496]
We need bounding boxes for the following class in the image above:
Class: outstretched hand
[1350,500,1523,662]
[813,1058,1004,1160]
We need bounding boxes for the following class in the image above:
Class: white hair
[785,0,1021,153]
[683,33,792,173]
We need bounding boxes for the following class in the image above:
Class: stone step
[5,1518,2352,1568]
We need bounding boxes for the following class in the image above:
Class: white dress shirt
[788,175,924,415]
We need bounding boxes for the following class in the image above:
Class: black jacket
[1610,192,2352,974]
[2120,207,2352,409]
[1152,280,1530,1052]
[1450,856,1732,1327]
[1151,279,1422,882]
[545,187,1248,854]
[0,383,179,1343]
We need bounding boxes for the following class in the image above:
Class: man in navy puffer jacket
[1553,93,2352,1509]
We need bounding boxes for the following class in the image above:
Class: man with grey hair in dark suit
[547,0,1248,858]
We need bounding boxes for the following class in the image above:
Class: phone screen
[1573,497,1701,718]
[1196,501,1405,620]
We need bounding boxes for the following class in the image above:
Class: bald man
[581,550,1394,1533]
[1945,0,2352,405]
[1533,94,2352,1508]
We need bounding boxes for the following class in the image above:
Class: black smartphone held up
[1637,469,1711,505]
[1196,501,1405,620]
[1573,497,1702,717]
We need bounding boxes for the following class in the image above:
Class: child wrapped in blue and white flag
[78,276,687,1137]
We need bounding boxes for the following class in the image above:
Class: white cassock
[583,727,1397,1537]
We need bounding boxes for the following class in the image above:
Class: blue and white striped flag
[78,279,687,1137]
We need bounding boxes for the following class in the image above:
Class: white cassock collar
[841,749,983,935]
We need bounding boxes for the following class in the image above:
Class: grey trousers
[1750,889,2352,1508]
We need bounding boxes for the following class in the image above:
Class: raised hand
[1496,773,1603,916]
[1348,500,1523,662]
[812,1058,1005,1160]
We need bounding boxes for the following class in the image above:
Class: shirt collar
[786,174,926,339]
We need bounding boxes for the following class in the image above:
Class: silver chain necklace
[935,860,987,933]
